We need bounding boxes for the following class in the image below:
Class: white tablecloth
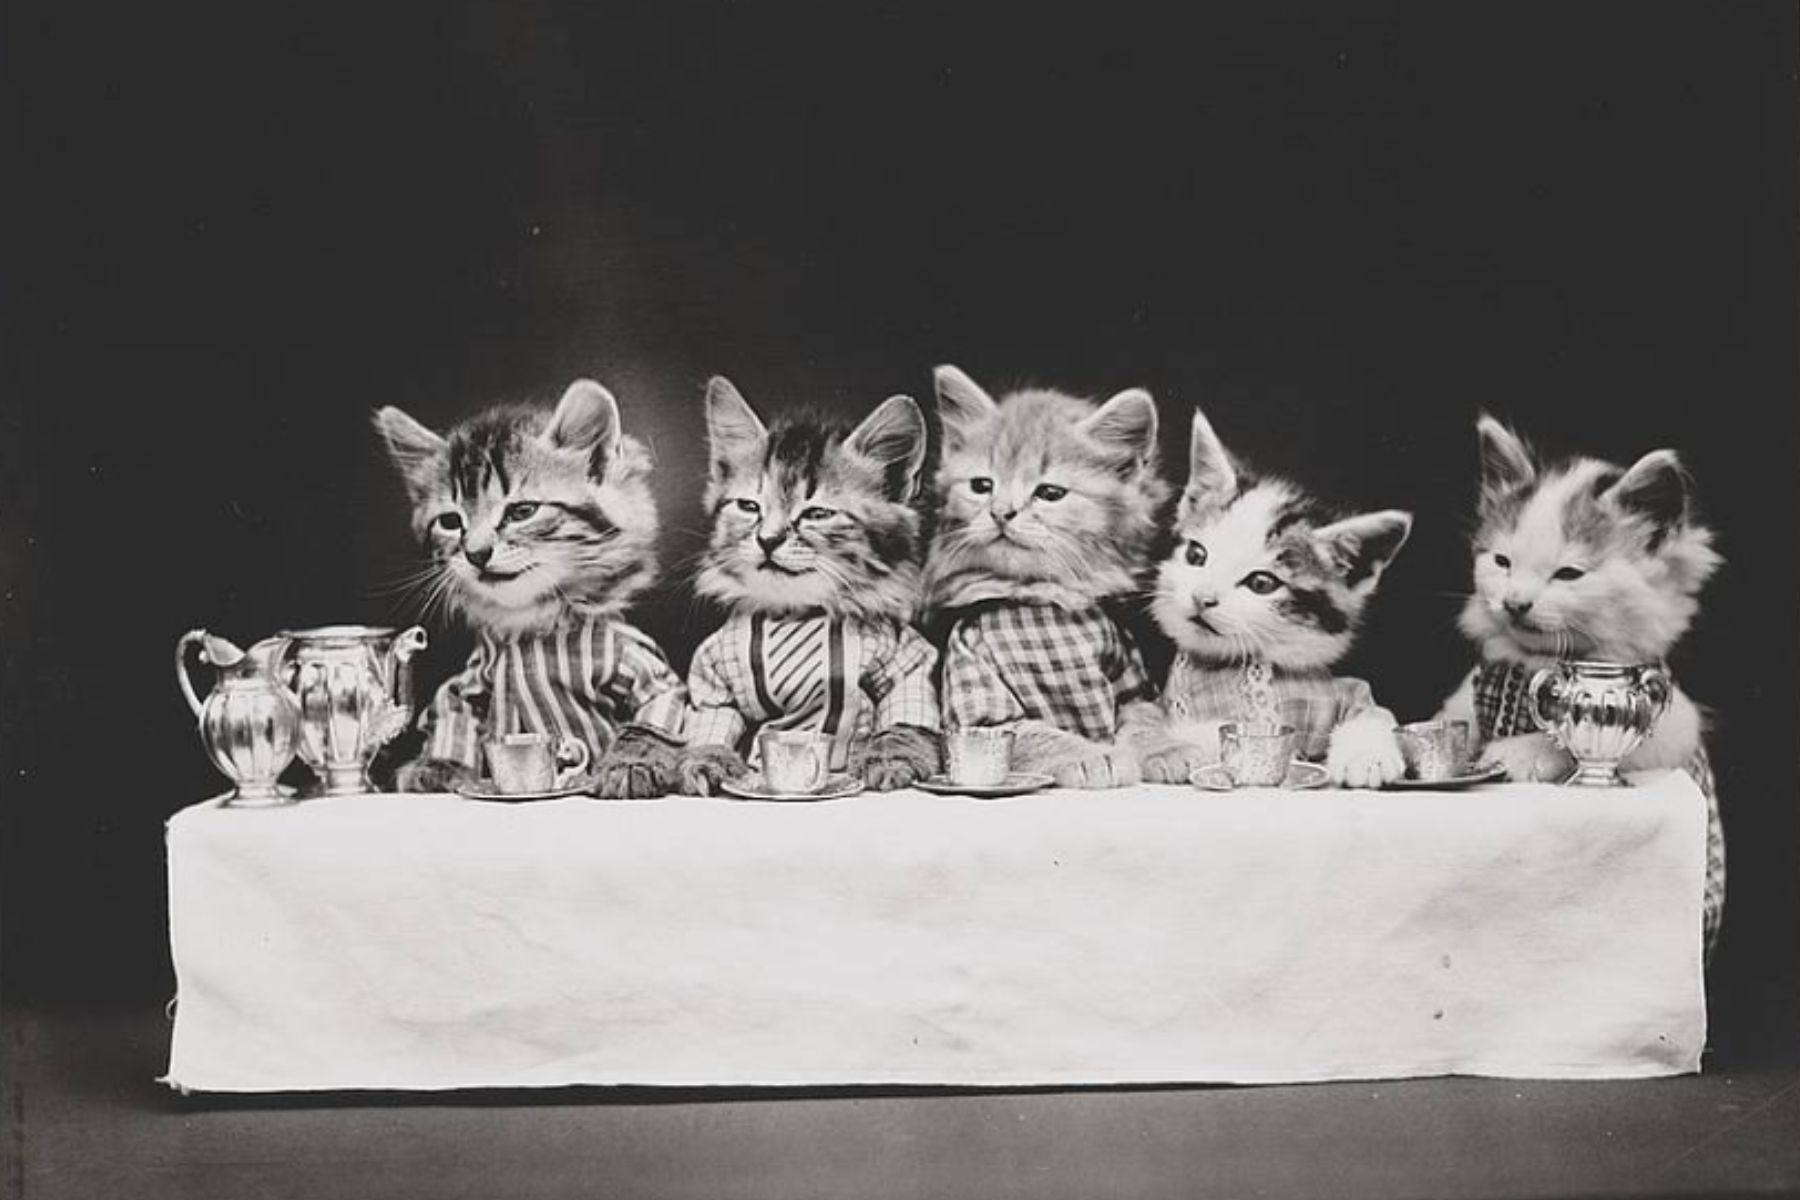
[163,772,1708,1092]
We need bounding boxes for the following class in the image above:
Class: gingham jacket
[420,615,687,770]
[940,602,1154,742]
[1469,659,1725,951]
[685,612,940,771]
[1164,656,1393,751]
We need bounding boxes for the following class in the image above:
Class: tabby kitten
[1438,416,1725,949]
[926,364,1169,788]
[1144,406,1413,787]
[374,379,688,798]
[678,376,941,795]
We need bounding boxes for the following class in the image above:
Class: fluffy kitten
[1144,406,1413,787]
[925,364,1170,788]
[678,376,941,795]
[374,379,688,798]
[1437,416,1724,946]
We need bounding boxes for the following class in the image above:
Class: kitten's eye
[503,501,540,524]
[1552,566,1586,582]
[1185,540,1208,567]
[432,512,464,533]
[733,498,761,515]
[1241,571,1284,595]
[799,506,837,522]
[1033,484,1068,502]
[969,477,994,495]
[1493,553,1512,569]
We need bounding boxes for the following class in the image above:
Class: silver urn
[1528,660,1672,787]
[284,624,428,795]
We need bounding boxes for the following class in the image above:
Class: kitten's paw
[1486,734,1573,784]
[591,729,681,800]
[396,758,479,794]
[1052,746,1142,790]
[1140,743,1217,785]
[676,744,752,797]
[853,725,940,791]
[1326,720,1406,789]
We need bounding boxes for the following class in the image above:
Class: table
[163,773,1709,1093]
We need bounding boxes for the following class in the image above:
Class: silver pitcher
[1528,660,1672,787]
[176,630,303,804]
[284,624,428,795]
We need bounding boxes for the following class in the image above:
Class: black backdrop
[3,4,1795,1066]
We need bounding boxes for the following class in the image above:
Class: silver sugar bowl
[284,624,428,795]
[1528,660,1672,787]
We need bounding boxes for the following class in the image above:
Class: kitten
[925,364,1169,788]
[374,379,688,798]
[1144,406,1413,787]
[677,376,941,795]
[1437,416,1724,945]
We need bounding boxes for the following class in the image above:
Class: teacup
[485,733,591,794]
[1397,720,1468,783]
[758,729,832,795]
[1219,722,1297,787]
[945,727,1014,787]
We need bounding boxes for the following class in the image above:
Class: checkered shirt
[420,615,687,771]
[1470,660,1725,953]
[941,602,1154,742]
[685,612,940,771]
[1164,656,1394,759]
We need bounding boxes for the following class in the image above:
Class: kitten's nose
[757,529,788,556]
[1503,598,1534,618]
[465,544,494,569]
[1197,597,1221,610]
[994,509,1018,525]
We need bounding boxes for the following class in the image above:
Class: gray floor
[4,1006,1798,1200]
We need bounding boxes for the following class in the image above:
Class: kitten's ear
[544,379,623,471]
[373,406,447,499]
[1477,414,1536,500]
[846,395,928,501]
[1182,407,1238,506]
[705,375,767,469]
[932,364,998,449]
[1315,510,1413,587]
[1080,388,1159,471]
[1602,449,1689,546]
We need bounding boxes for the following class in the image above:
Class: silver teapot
[176,630,303,804]
[1528,660,1672,787]
[284,624,428,795]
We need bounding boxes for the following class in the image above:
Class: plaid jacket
[686,612,939,771]
[941,602,1154,742]
[1164,657,1393,759]
[1469,660,1725,952]
[420,615,687,770]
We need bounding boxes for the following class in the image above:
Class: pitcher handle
[554,737,592,787]
[1526,666,1563,733]
[1638,664,1673,719]
[175,629,210,720]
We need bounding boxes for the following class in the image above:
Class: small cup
[1219,722,1297,787]
[945,727,1014,787]
[485,733,591,794]
[758,729,832,795]
[1278,695,1342,762]
[1398,721,1463,783]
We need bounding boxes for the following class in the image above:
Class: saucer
[916,772,1056,798]
[1385,761,1509,790]
[1190,761,1331,792]
[455,772,599,802]
[720,773,865,802]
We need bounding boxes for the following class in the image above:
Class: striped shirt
[941,603,1154,743]
[1470,659,1724,951]
[421,615,687,770]
[685,612,940,771]
[1164,656,1393,761]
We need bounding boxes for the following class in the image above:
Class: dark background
[2,2,1794,1068]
